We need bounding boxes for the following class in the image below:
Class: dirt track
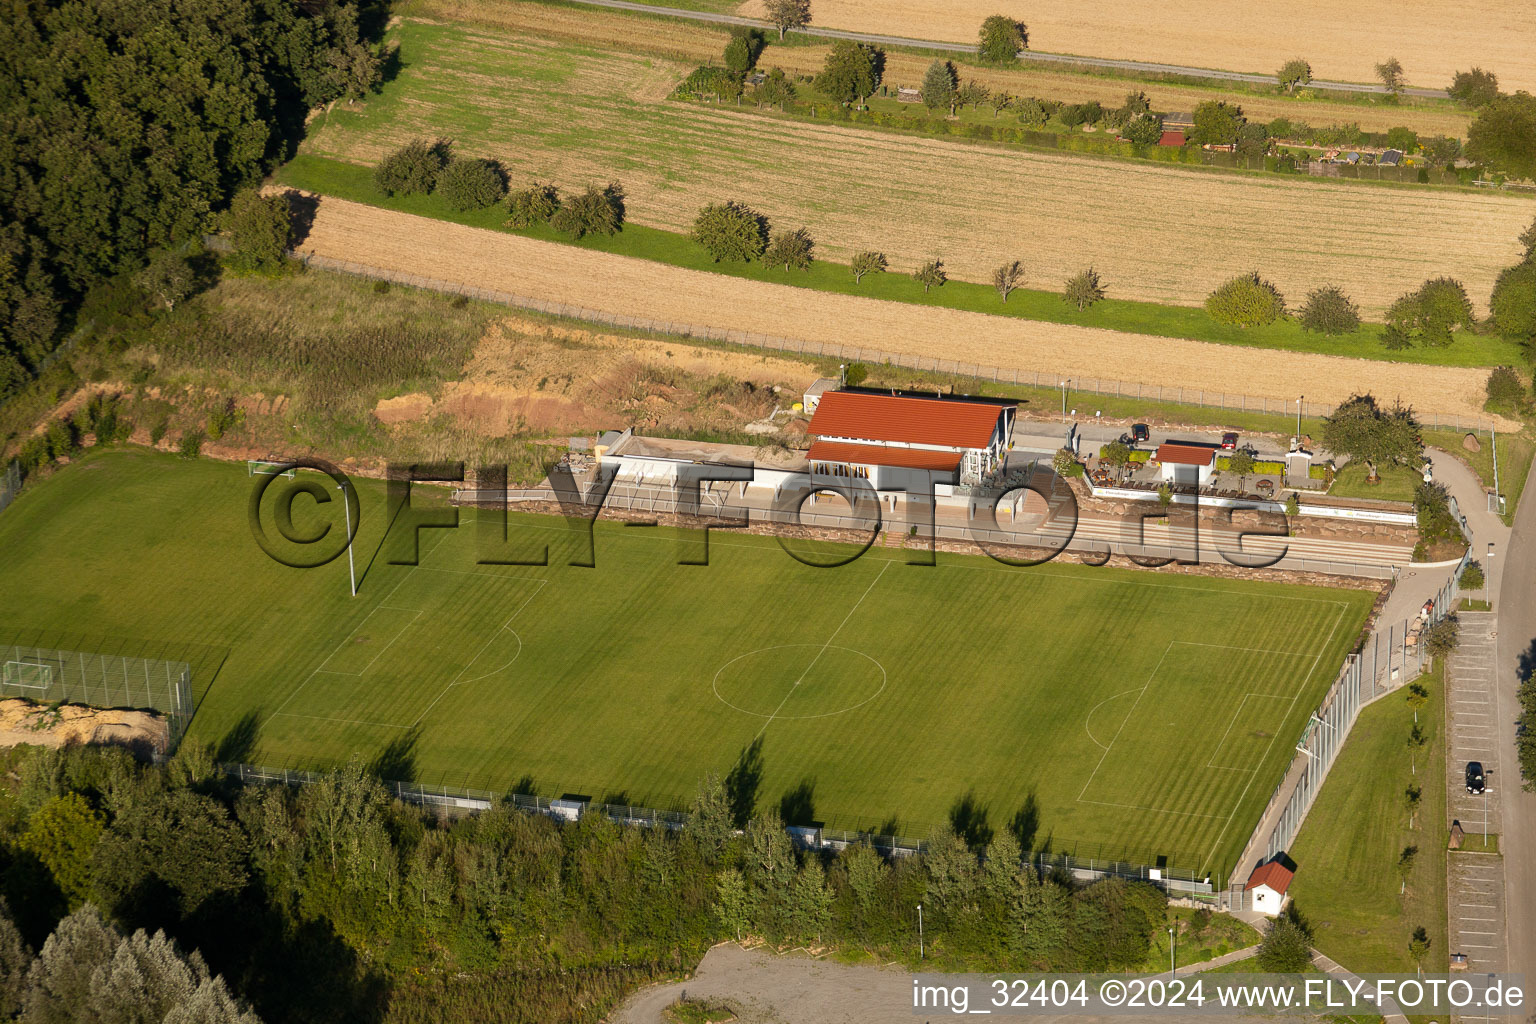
[291,194,1514,427]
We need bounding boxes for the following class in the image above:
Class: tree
[1205,272,1286,327]
[1387,277,1475,347]
[724,30,764,76]
[691,201,769,262]
[1277,58,1312,93]
[550,182,625,239]
[1409,926,1432,971]
[91,789,250,918]
[226,190,291,273]
[1449,68,1500,108]
[1377,57,1406,95]
[435,157,507,212]
[1423,615,1461,658]
[20,794,105,907]
[1053,448,1077,477]
[913,257,947,293]
[0,903,26,1020]
[757,67,796,109]
[1256,914,1313,972]
[957,80,990,111]
[135,249,198,311]
[977,15,1027,65]
[921,60,958,114]
[21,905,120,1024]
[1298,284,1361,335]
[763,0,811,40]
[1099,441,1131,470]
[506,182,560,228]
[989,91,1016,118]
[851,250,887,284]
[1467,92,1536,179]
[843,362,868,386]
[1188,101,1245,147]
[714,868,750,940]
[1485,366,1527,414]
[1063,267,1106,310]
[1227,449,1256,489]
[684,772,734,864]
[1386,126,1419,153]
[788,860,834,942]
[374,138,449,197]
[1459,559,1486,592]
[763,227,815,271]
[1490,262,1536,343]
[1285,491,1301,518]
[992,260,1024,302]
[1122,113,1163,146]
[814,41,882,105]
[1522,215,1536,262]
[1157,482,1173,507]
[1320,394,1423,481]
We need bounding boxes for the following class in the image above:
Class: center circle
[712,644,887,720]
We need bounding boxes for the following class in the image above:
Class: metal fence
[290,251,1498,434]
[0,461,18,517]
[0,643,194,750]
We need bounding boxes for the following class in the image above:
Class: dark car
[1466,761,1485,794]
[1221,432,1239,450]
[1130,423,1150,443]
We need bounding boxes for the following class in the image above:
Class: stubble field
[289,193,1511,424]
[301,21,1533,315]
[736,0,1536,92]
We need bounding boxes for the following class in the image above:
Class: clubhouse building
[806,389,1016,490]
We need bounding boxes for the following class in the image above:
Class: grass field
[1287,662,1448,971]
[732,0,1536,93]
[0,449,1373,884]
[1328,462,1423,504]
[298,20,1535,316]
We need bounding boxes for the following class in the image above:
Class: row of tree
[0,740,1186,1022]
[0,0,386,396]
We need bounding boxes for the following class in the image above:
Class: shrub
[1052,448,1076,476]
[1387,277,1475,347]
[1256,913,1313,972]
[373,138,449,197]
[691,201,768,261]
[434,157,506,211]
[44,418,76,460]
[763,227,815,271]
[1063,266,1106,310]
[1423,615,1461,658]
[1205,272,1286,327]
[1484,365,1527,414]
[1386,126,1419,152]
[507,182,560,228]
[843,362,868,386]
[1121,113,1162,146]
[226,189,291,272]
[1298,284,1361,335]
[206,397,241,441]
[550,182,625,239]
[177,429,205,459]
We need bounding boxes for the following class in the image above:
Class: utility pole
[917,904,924,959]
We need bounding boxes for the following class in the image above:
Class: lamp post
[1296,396,1303,445]
[340,480,357,597]
[917,904,924,959]
[1060,380,1070,420]
[1169,926,1176,979]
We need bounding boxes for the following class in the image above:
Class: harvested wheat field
[409,0,1474,138]
[304,23,1534,314]
[737,0,1536,92]
[292,195,1515,427]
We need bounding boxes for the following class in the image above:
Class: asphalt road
[567,0,1450,98]
[1494,453,1536,1000]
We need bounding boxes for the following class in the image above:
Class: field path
[291,194,1513,426]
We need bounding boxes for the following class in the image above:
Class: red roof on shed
[1158,130,1186,146]
[807,440,963,472]
[808,391,1006,449]
[1245,861,1295,894]
[1155,442,1217,466]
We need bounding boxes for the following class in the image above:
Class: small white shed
[1245,859,1295,916]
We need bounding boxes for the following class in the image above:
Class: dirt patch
[375,392,435,423]
[0,698,169,756]
[292,196,1517,428]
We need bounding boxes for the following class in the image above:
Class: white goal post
[248,460,296,478]
[2,659,55,691]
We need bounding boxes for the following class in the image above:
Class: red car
[1221,432,1239,449]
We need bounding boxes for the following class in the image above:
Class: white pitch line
[754,560,890,740]
[1076,641,1171,802]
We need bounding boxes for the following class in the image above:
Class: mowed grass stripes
[0,450,1373,883]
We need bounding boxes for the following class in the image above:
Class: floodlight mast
[341,480,357,597]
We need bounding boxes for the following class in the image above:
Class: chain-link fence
[290,251,1500,434]
[0,643,193,750]
[0,461,18,517]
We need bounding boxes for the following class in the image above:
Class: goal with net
[248,460,296,478]
[2,658,55,692]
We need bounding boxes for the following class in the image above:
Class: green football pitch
[0,450,1373,882]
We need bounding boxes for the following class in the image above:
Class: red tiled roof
[1245,861,1295,894]
[1158,130,1186,146]
[808,440,963,472]
[1155,442,1217,466]
[807,391,1006,449]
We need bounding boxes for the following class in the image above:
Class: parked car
[1466,761,1485,794]
[1130,423,1150,443]
[1221,432,1239,450]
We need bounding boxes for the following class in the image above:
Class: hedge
[1216,456,1285,474]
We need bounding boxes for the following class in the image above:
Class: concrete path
[564,0,1449,97]
[1309,950,1411,1024]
